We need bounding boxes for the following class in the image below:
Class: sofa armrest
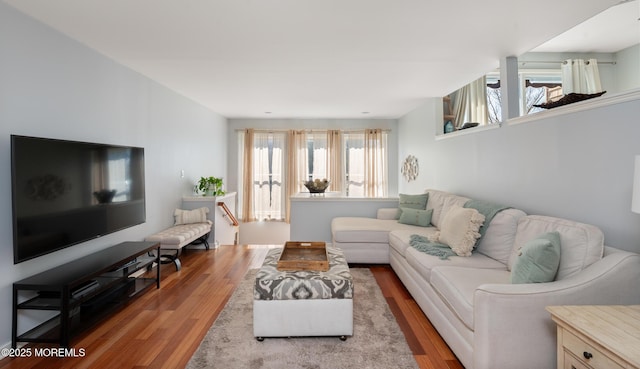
[377,208,399,220]
[472,248,640,369]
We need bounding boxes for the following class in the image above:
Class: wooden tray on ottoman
[277,241,329,271]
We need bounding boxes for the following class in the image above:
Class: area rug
[186,268,419,369]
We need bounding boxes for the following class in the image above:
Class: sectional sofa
[331,189,640,369]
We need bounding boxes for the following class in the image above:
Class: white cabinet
[182,192,238,247]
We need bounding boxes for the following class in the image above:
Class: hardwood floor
[1,245,463,369]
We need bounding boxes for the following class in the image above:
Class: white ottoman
[253,247,353,340]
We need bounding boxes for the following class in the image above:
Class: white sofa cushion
[404,247,506,282]
[331,217,426,244]
[377,207,401,220]
[475,208,527,264]
[508,215,604,280]
[332,242,390,264]
[426,189,470,229]
[430,266,511,330]
[389,228,438,257]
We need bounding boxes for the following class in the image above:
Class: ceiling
[533,0,639,53]
[3,0,636,119]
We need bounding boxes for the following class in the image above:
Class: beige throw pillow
[174,207,209,225]
[428,205,485,257]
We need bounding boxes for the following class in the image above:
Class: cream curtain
[561,59,602,94]
[327,130,343,193]
[241,129,254,222]
[364,129,388,198]
[452,76,488,128]
[285,130,307,223]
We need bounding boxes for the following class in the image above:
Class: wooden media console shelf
[12,241,160,348]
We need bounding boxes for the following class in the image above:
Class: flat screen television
[11,135,146,264]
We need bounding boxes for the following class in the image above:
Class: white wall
[227,118,400,196]
[397,99,440,194]
[398,95,640,252]
[0,3,227,347]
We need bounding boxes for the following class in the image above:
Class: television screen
[11,135,146,264]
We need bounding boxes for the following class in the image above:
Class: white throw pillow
[428,205,485,257]
[174,207,209,225]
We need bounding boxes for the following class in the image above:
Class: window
[298,130,388,197]
[306,132,328,181]
[239,129,388,222]
[486,71,562,123]
[252,132,286,221]
[344,132,364,197]
[344,130,388,198]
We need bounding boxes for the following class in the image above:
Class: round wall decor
[401,155,418,182]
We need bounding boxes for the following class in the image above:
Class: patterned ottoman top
[254,247,353,301]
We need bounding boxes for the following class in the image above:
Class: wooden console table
[547,305,640,369]
[12,241,160,348]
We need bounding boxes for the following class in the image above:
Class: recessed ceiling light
[264,111,272,114]
[362,112,370,114]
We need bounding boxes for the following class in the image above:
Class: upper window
[486,70,563,123]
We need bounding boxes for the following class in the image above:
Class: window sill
[435,88,639,139]
[508,88,640,126]
[435,123,500,141]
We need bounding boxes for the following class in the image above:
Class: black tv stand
[12,241,160,348]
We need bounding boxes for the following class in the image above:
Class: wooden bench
[145,220,212,271]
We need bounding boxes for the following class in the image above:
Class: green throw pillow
[398,208,433,227]
[511,232,561,284]
[397,193,429,219]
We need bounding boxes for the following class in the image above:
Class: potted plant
[197,176,225,197]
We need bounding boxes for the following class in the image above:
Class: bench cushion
[145,221,211,248]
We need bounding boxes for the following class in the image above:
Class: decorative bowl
[303,179,330,193]
[94,189,117,204]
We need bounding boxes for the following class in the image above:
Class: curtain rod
[519,60,616,65]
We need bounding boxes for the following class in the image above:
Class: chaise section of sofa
[330,189,640,369]
[331,207,426,263]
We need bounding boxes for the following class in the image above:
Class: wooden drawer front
[564,351,590,369]
[563,331,624,369]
